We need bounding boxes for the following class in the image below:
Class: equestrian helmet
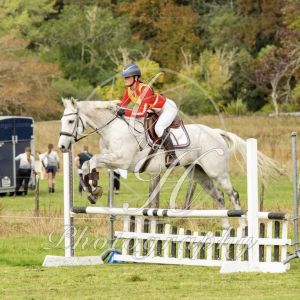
[121,63,141,78]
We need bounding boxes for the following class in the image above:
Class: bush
[180,90,217,115]
[224,98,247,115]
[259,103,274,114]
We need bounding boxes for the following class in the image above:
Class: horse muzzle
[58,135,73,153]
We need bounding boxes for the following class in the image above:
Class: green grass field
[0,171,300,299]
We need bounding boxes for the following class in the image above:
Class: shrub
[224,98,247,115]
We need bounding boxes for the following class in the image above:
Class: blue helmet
[121,63,141,78]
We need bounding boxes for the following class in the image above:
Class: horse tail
[214,128,284,179]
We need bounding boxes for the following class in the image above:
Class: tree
[174,48,237,115]
[0,0,57,34]
[116,0,201,70]
[236,0,285,53]
[33,5,145,85]
[255,31,300,114]
[0,35,62,119]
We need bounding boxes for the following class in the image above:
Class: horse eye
[69,120,75,124]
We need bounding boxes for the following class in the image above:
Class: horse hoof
[88,194,97,204]
[92,180,98,187]
[92,186,103,198]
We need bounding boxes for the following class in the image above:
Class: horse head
[58,97,85,152]
[58,98,121,152]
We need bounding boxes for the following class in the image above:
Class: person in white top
[41,144,60,193]
[35,151,46,180]
[15,146,35,196]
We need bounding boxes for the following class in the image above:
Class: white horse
[58,98,280,227]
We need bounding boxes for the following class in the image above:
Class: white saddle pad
[145,122,190,149]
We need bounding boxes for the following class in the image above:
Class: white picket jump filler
[43,139,291,272]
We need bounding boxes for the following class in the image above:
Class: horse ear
[62,98,69,108]
[70,97,78,108]
[108,100,121,110]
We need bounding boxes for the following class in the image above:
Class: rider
[116,63,180,168]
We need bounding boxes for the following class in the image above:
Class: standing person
[15,146,34,196]
[36,151,46,180]
[116,63,180,168]
[41,144,60,193]
[113,170,121,194]
[111,169,127,195]
[75,146,93,194]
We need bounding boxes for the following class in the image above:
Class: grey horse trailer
[0,116,34,196]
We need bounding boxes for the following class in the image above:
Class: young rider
[116,63,180,168]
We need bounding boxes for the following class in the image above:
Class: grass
[1,116,300,299]
[0,171,300,299]
[0,250,299,299]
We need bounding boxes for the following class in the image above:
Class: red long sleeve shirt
[118,81,166,118]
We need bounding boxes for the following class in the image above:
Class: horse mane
[75,100,119,111]
[62,98,120,112]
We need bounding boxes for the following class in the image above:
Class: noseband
[59,111,85,142]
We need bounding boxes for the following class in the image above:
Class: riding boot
[52,184,55,193]
[161,131,180,168]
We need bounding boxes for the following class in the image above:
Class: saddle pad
[144,113,190,149]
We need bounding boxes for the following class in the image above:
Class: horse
[58,98,281,228]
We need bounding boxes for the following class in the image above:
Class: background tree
[255,31,300,114]
[172,48,237,115]
[0,35,61,119]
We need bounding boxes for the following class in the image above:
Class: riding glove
[116,108,125,117]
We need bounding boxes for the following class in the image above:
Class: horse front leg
[81,153,123,204]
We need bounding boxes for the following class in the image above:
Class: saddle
[145,113,182,145]
[139,112,190,173]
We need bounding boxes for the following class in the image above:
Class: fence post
[64,150,74,257]
[247,138,259,269]
[34,174,39,217]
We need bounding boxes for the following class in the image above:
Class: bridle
[59,107,146,151]
[59,110,117,143]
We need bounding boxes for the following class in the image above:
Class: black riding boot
[161,131,180,168]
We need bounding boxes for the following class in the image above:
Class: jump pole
[43,150,103,267]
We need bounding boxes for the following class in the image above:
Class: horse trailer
[0,116,34,196]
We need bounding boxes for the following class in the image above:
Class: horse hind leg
[215,174,246,228]
[186,165,230,229]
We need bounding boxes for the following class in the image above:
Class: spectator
[15,146,34,196]
[75,146,93,194]
[35,151,46,180]
[113,170,121,194]
[109,169,127,195]
[41,144,60,193]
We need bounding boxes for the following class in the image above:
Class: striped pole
[71,206,286,220]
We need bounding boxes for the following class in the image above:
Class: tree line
[0,0,299,119]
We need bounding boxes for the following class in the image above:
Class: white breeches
[154,99,178,138]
